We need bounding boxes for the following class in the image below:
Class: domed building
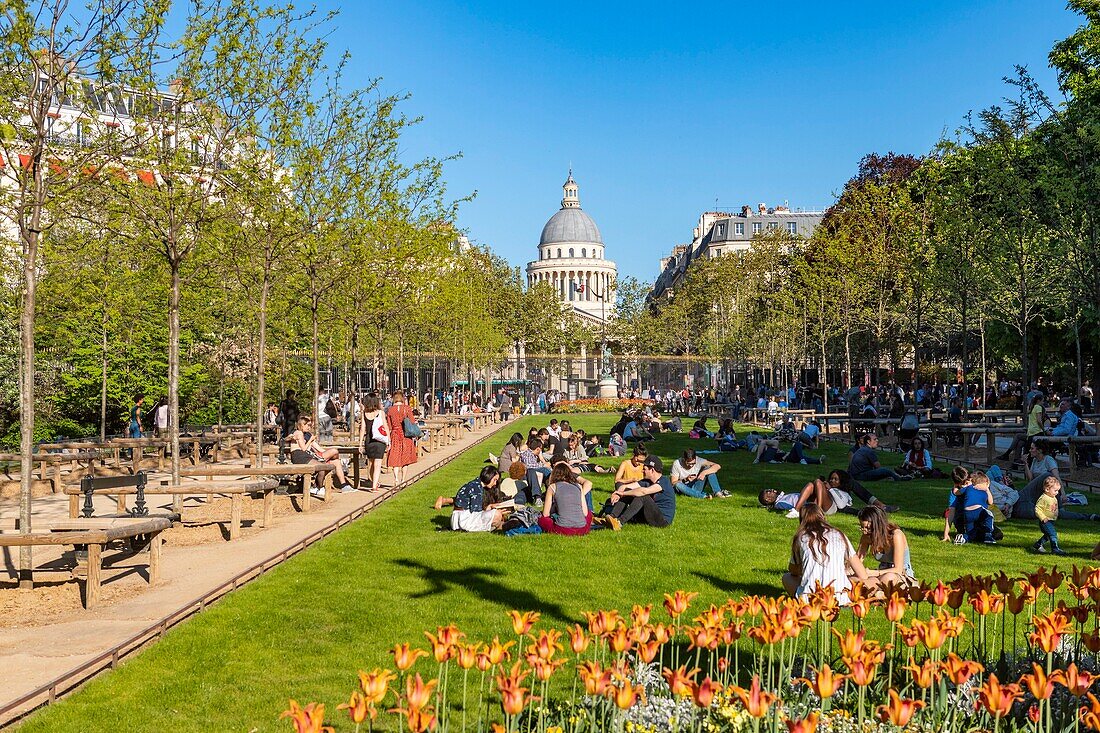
[527,172,617,324]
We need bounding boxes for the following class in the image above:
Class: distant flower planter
[550,399,654,414]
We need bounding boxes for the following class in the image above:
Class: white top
[671,458,713,484]
[793,528,855,605]
[155,404,169,429]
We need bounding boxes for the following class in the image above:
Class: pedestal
[598,376,619,400]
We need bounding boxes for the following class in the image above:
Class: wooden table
[178,464,334,512]
[0,516,172,607]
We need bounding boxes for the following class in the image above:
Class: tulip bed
[550,399,654,414]
[16,415,1100,733]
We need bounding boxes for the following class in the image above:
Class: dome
[539,207,603,246]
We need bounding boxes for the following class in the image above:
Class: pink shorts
[537,512,593,536]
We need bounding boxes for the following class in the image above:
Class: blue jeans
[129,420,142,439]
[675,474,721,498]
[852,467,898,482]
[1039,519,1060,548]
[521,467,551,502]
[958,507,994,542]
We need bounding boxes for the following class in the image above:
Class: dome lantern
[561,169,580,209]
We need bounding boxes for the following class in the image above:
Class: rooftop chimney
[758,203,767,214]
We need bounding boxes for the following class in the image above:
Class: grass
[15,414,1097,732]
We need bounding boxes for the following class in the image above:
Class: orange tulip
[1006,590,1028,616]
[631,603,652,627]
[1028,703,1041,725]
[456,643,480,670]
[747,621,786,646]
[993,571,1016,594]
[578,661,613,696]
[404,673,438,711]
[687,625,718,651]
[637,639,662,663]
[613,683,641,710]
[608,625,633,654]
[797,663,844,699]
[404,708,437,733]
[876,689,925,727]
[662,665,700,697]
[425,626,464,663]
[905,659,939,689]
[476,653,492,672]
[391,643,430,672]
[568,624,590,655]
[664,590,699,619]
[495,663,529,716]
[970,590,1004,616]
[1080,692,1100,731]
[584,609,622,636]
[850,599,871,620]
[338,691,373,725]
[527,655,564,682]
[927,580,950,606]
[834,628,866,660]
[507,610,540,636]
[732,676,777,718]
[784,712,820,733]
[1021,663,1056,701]
[940,653,983,686]
[885,593,907,623]
[1061,663,1096,697]
[282,700,334,733]
[1048,566,1066,592]
[1030,610,1074,654]
[528,629,563,660]
[691,677,722,708]
[721,621,744,646]
[486,637,514,666]
[919,619,947,651]
[976,674,1021,719]
[358,669,397,705]
[897,623,921,649]
[848,659,878,687]
[1083,632,1100,654]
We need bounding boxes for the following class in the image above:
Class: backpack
[324,398,339,418]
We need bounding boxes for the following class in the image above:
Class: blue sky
[315,1,1079,281]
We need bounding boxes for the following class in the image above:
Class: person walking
[129,394,145,438]
[277,390,300,462]
[498,389,513,422]
[386,389,418,486]
[358,393,389,490]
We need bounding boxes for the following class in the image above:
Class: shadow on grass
[691,571,776,599]
[397,559,573,623]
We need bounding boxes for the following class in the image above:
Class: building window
[569,247,574,257]
[752,222,761,234]
[735,223,744,236]
[787,222,797,234]
[716,225,724,238]
[767,222,778,231]
[581,248,586,258]
[557,248,561,257]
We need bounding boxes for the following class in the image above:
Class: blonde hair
[1042,475,1061,494]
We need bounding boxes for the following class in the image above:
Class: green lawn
[17,414,1095,732]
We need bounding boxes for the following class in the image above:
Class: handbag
[403,416,422,439]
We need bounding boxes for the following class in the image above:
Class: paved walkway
[0,417,511,726]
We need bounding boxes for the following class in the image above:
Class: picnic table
[64,478,279,540]
[0,516,172,607]
[0,450,99,493]
[178,463,335,512]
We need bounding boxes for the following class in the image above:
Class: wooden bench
[178,463,334,512]
[64,478,280,540]
[0,517,171,607]
[0,450,100,493]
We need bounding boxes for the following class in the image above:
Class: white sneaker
[785,508,800,519]
[953,534,967,545]
[310,487,326,498]
[800,459,808,464]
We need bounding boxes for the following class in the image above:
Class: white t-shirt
[793,528,855,605]
[671,458,713,484]
[155,404,169,430]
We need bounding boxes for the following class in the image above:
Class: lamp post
[592,275,618,399]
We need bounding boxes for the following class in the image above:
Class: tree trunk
[100,311,108,442]
[960,292,969,418]
[311,300,320,416]
[17,226,39,587]
[169,258,182,485]
[255,274,270,466]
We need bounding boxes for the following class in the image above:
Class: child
[943,466,995,545]
[759,478,852,518]
[1034,475,1067,556]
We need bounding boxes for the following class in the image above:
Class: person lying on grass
[781,502,871,606]
[433,465,511,532]
[671,449,728,498]
[943,466,997,545]
[853,505,915,588]
[759,476,852,518]
[538,462,594,535]
[751,436,824,465]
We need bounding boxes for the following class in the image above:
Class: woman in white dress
[781,502,870,605]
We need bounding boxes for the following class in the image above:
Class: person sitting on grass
[614,444,648,489]
[495,432,525,474]
[517,437,551,506]
[849,433,911,482]
[498,461,528,503]
[287,415,353,495]
[854,505,915,588]
[579,430,604,457]
[759,476,853,518]
[623,413,653,442]
[538,463,594,535]
[898,437,935,478]
[717,419,737,440]
[671,449,728,498]
[596,455,676,529]
[434,466,510,532]
[752,437,824,465]
[692,416,714,438]
[781,502,871,606]
[1034,475,1067,556]
[562,433,611,473]
[608,432,627,456]
[943,466,996,545]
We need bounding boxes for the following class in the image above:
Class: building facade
[526,172,617,324]
[650,203,824,301]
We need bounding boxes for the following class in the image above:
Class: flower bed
[550,399,654,414]
[279,567,1100,733]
